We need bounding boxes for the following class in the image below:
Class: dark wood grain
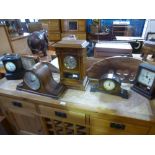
[87,56,144,80]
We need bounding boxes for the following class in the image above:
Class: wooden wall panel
[0,25,13,54]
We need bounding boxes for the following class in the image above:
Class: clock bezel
[103,79,116,91]
[99,73,121,95]
[132,63,155,99]
[5,61,16,72]
[23,71,41,91]
[63,55,78,70]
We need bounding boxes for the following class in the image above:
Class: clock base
[90,82,129,99]
[131,86,153,99]
[62,76,89,91]
[16,82,66,99]
[5,72,25,80]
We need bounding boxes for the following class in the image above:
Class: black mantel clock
[97,73,128,99]
[53,40,89,90]
[2,54,24,80]
[132,63,155,99]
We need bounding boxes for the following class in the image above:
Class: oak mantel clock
[17,62,65,99]
[54,40,89,90]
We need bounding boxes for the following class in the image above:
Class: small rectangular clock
[132,63,155,99]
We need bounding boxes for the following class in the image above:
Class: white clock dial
[24,72,40,90]
[138,68,155,87]
[5,62,16,72]
[103,80,116,91]
[64,56,77,69]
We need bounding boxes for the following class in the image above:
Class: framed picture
[68,20,78,31]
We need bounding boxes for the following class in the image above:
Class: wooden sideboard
[39,19,61,41]
[87,32,115,42]
[0,77,155,135]
[112,25,134,36]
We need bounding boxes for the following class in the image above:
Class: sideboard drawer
[39,105,86,125]
[1,97,36,113]
[148,127,155,134]
[48,20,60,32]
[90,117,149,135]
[48,32,61,41]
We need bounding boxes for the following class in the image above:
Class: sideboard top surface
[0,78,155,122]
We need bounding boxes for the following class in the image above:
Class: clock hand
[31,79,35,82]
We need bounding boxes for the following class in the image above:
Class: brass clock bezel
[99,73,121,95]
[63,55,78,70]
[23,71,41,91]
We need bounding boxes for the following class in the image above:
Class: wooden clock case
[21,55,40,70]
[54,40,89,90]
[17,62,65,99]
[98,73,121,95]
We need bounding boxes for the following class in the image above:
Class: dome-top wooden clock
[53,40,89,90]
[16,62,65,99]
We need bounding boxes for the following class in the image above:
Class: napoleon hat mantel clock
[53,40,89,90]
[17,62,65,99]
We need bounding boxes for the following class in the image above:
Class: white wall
[142,19,155,39]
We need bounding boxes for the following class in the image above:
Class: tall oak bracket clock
[54,40,89,90]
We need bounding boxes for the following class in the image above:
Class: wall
[142,19,155,39]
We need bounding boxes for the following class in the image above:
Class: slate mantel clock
[2,54,24,80]
[132,63,155,99]
[54,40,89,90]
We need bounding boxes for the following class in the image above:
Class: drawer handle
[12,101,23,108]
[110,122,125,130]
[55,111,67,118]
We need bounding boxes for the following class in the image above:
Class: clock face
[103,80,116,91]
[24,72,40,90]
[138,68,155,87]
[5,62,16,72]
[64,56,77,69]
